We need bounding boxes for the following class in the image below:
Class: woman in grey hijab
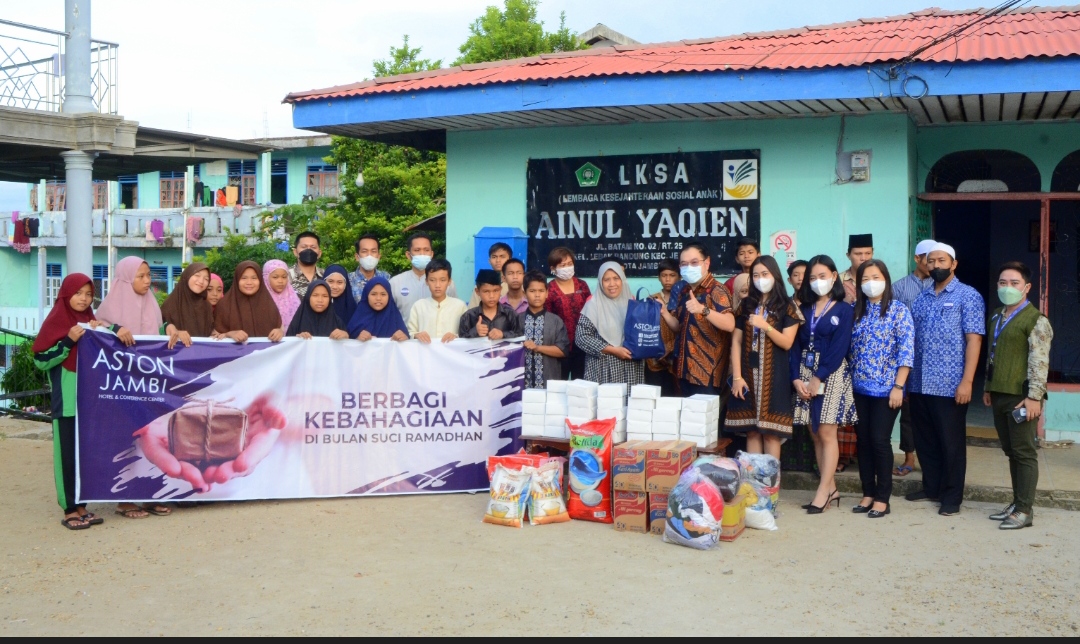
[574,261,645,385]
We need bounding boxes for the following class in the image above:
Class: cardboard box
[522,388,547,403]
[612,440,649,491]
[630,384,662,400]
[720,494,746,542]
[646,441,697,493]
[628,397,656,411]
[655,397,684,410]
[649,492,669,535]
[613,491,649,533]
[597,383,627,398]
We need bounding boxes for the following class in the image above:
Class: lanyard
[808,301,835,350]
[752,305,765,348]
[989,301,1027,360]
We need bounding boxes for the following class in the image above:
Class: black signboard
[525,151,760,278]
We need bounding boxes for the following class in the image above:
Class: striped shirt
[892,272,933,311]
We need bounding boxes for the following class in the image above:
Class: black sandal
[142,504,172,516]
[80,511,104,525]
[61,516,91,530]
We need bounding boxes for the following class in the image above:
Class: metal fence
[0,18,118,114]
[0,328,51,422]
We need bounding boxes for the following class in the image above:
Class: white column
[62,0,96,114]
[37,179,46,212]
[185,165,194,208]
[260,152,271,204]
[61,150,95,277]
[37,247,47,327]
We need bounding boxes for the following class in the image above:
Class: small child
[517,271,570,388]
[459,269,523,339]
[407,259,467,344]
[499,258,528,314]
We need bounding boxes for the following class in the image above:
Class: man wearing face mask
[289,231,324,298]
[906,242,985,517]
[390,232,458,320]
[982,262,1052,530]
[662,243,736,401]
[350,234,391,303]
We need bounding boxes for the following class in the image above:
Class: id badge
[748,351,760,368]
[986,363,995,383]
[805,352,816,368]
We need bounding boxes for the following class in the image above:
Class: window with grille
[34,181,67,211]
[45,263,62,307]
[92,264,110,304]
[149,266,169,296]
[92,181,108,210]
[169,265,184,293]
[228,161,257,205]
[159,171,186,209]
[118,175,138,209]
[306,165,339,198]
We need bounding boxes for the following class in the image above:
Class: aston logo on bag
[168,399,249,465]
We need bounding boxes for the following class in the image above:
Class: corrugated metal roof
[284,6,1080,103]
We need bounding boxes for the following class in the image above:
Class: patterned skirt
[725,367,794,439]
[792,351,858,432]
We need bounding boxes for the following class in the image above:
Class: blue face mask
[410,254,432,271]
[680,265,702,285]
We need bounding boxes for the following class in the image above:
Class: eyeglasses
[679,260,704,268]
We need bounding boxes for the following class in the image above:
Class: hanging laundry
[225,186,239,206]
[186,216,204,244]
[194,181,205,207]
[145,220,154,241]
[12,216,30,253]
[216,188,227,207]
[26,217,39,238]
[204,186,213,208]
[11,210,18,224]
[232,204,242,217]
[150,219,165,242]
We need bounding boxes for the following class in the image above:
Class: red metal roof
[285,5,1080,103]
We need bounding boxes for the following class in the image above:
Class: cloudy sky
[1,0,990,208]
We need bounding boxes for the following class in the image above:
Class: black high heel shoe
[867,503,891,518]
[803,489,837,510]
[852,503,872,514]
[807,490,840,514]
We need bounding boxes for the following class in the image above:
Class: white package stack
[627,420,652,435]
[522,413,545,437]
[682,393,721,413]
[627,408,653,424]
[545,380,569,393]
[543,415,568,439]
[689,430,720,448]
[545,394,568,416]
[630,384,662,400]
[597,396,625,411]
[522,401,546,416]
[652,420,680,439]
[597,383,627,399]
[522,388,548,403]
[655,397,683,411]
[627,397,656,411]
[595,407,626,421]
[652,408,680,424]
[565,379,599,398]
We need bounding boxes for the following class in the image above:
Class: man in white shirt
[390,232,457,320]
[407,259,467,344]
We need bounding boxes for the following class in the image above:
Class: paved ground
[0,434,1078,636]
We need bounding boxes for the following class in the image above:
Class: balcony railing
[0,18,118,114]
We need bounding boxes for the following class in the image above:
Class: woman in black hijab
[287,279,349,339]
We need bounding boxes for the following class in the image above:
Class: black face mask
[298,249,319,266]
[929,267,952,284]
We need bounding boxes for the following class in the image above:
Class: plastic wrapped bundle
[736,451,781,531]
[662,467,725,550]
[691,455,742,502]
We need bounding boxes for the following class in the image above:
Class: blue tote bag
[623,288,665,360]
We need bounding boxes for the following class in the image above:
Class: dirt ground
[0,436,1078,636]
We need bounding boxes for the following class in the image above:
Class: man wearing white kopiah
[390,232,458,320]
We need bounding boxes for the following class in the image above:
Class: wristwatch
[893,383,904,390]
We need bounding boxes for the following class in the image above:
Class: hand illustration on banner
[133,394,287,492]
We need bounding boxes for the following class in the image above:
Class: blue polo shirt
[909,277,985,397]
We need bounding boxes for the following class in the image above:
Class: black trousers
[909,393,969,510]
[854,393,901,503]
[560,349,587,381]
[898,396,915,454]
[52,416,84,514]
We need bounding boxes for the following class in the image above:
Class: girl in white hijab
[574,261,645,385]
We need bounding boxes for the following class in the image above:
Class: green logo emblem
[575,162,601,188]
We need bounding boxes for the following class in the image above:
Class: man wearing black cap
[459,269,524,339]
[841,234,874,304]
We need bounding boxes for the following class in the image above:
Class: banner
[75,330,524,502]
[526,151,761,277]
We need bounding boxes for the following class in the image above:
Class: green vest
[985,303,1042,396]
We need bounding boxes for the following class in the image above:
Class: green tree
[196,232,292,291]
[372,35,442,77]
[455,0,587,65]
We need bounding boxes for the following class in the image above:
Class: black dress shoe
[851,504,871,514]
[867,504,891,518]
[905,490,939,502]
[989,504,1016,521]
[938,505,960,516]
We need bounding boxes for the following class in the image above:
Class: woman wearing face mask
[727,257,802,459]
[263,259,300,329]
[545,246,591,379]
[160,262,215,349]
[214,261,285,343]
[850,259,913,518]
[207,274,224,310]
[575,261,644,385]
[323,264,357,326]
[287,279,350,339]
[790,254,858,514]
[94,256,173,519]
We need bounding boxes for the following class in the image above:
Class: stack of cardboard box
[521,388,547,437]
[596,383,627,442]
[626,384,660,442]
[543,380,569,438]
[566,380,598,426]
[680,393,721,448]
[612,439,696,534]
[652,397,682,441]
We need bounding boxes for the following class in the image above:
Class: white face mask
[358,255,379,272]
[861,280,886,298]
[810,278,834,296]
[553,266,574,281]
[753,276,774,294]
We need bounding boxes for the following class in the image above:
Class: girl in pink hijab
[262,259,300,328]
[207,273,224,310]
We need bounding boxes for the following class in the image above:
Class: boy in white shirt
[407,259,467,344]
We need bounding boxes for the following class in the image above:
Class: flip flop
[61,516,91,531]
[115,507,149,519]
[142,504,172,516]
[80,512,104,525]
[893,465,914,477]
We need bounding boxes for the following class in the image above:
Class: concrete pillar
[37,247,47,326]
[61,150,95,278]
[260,152,271,204]
[62,0,95,114]
[37,179,46,212]
[185,165,195,208]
